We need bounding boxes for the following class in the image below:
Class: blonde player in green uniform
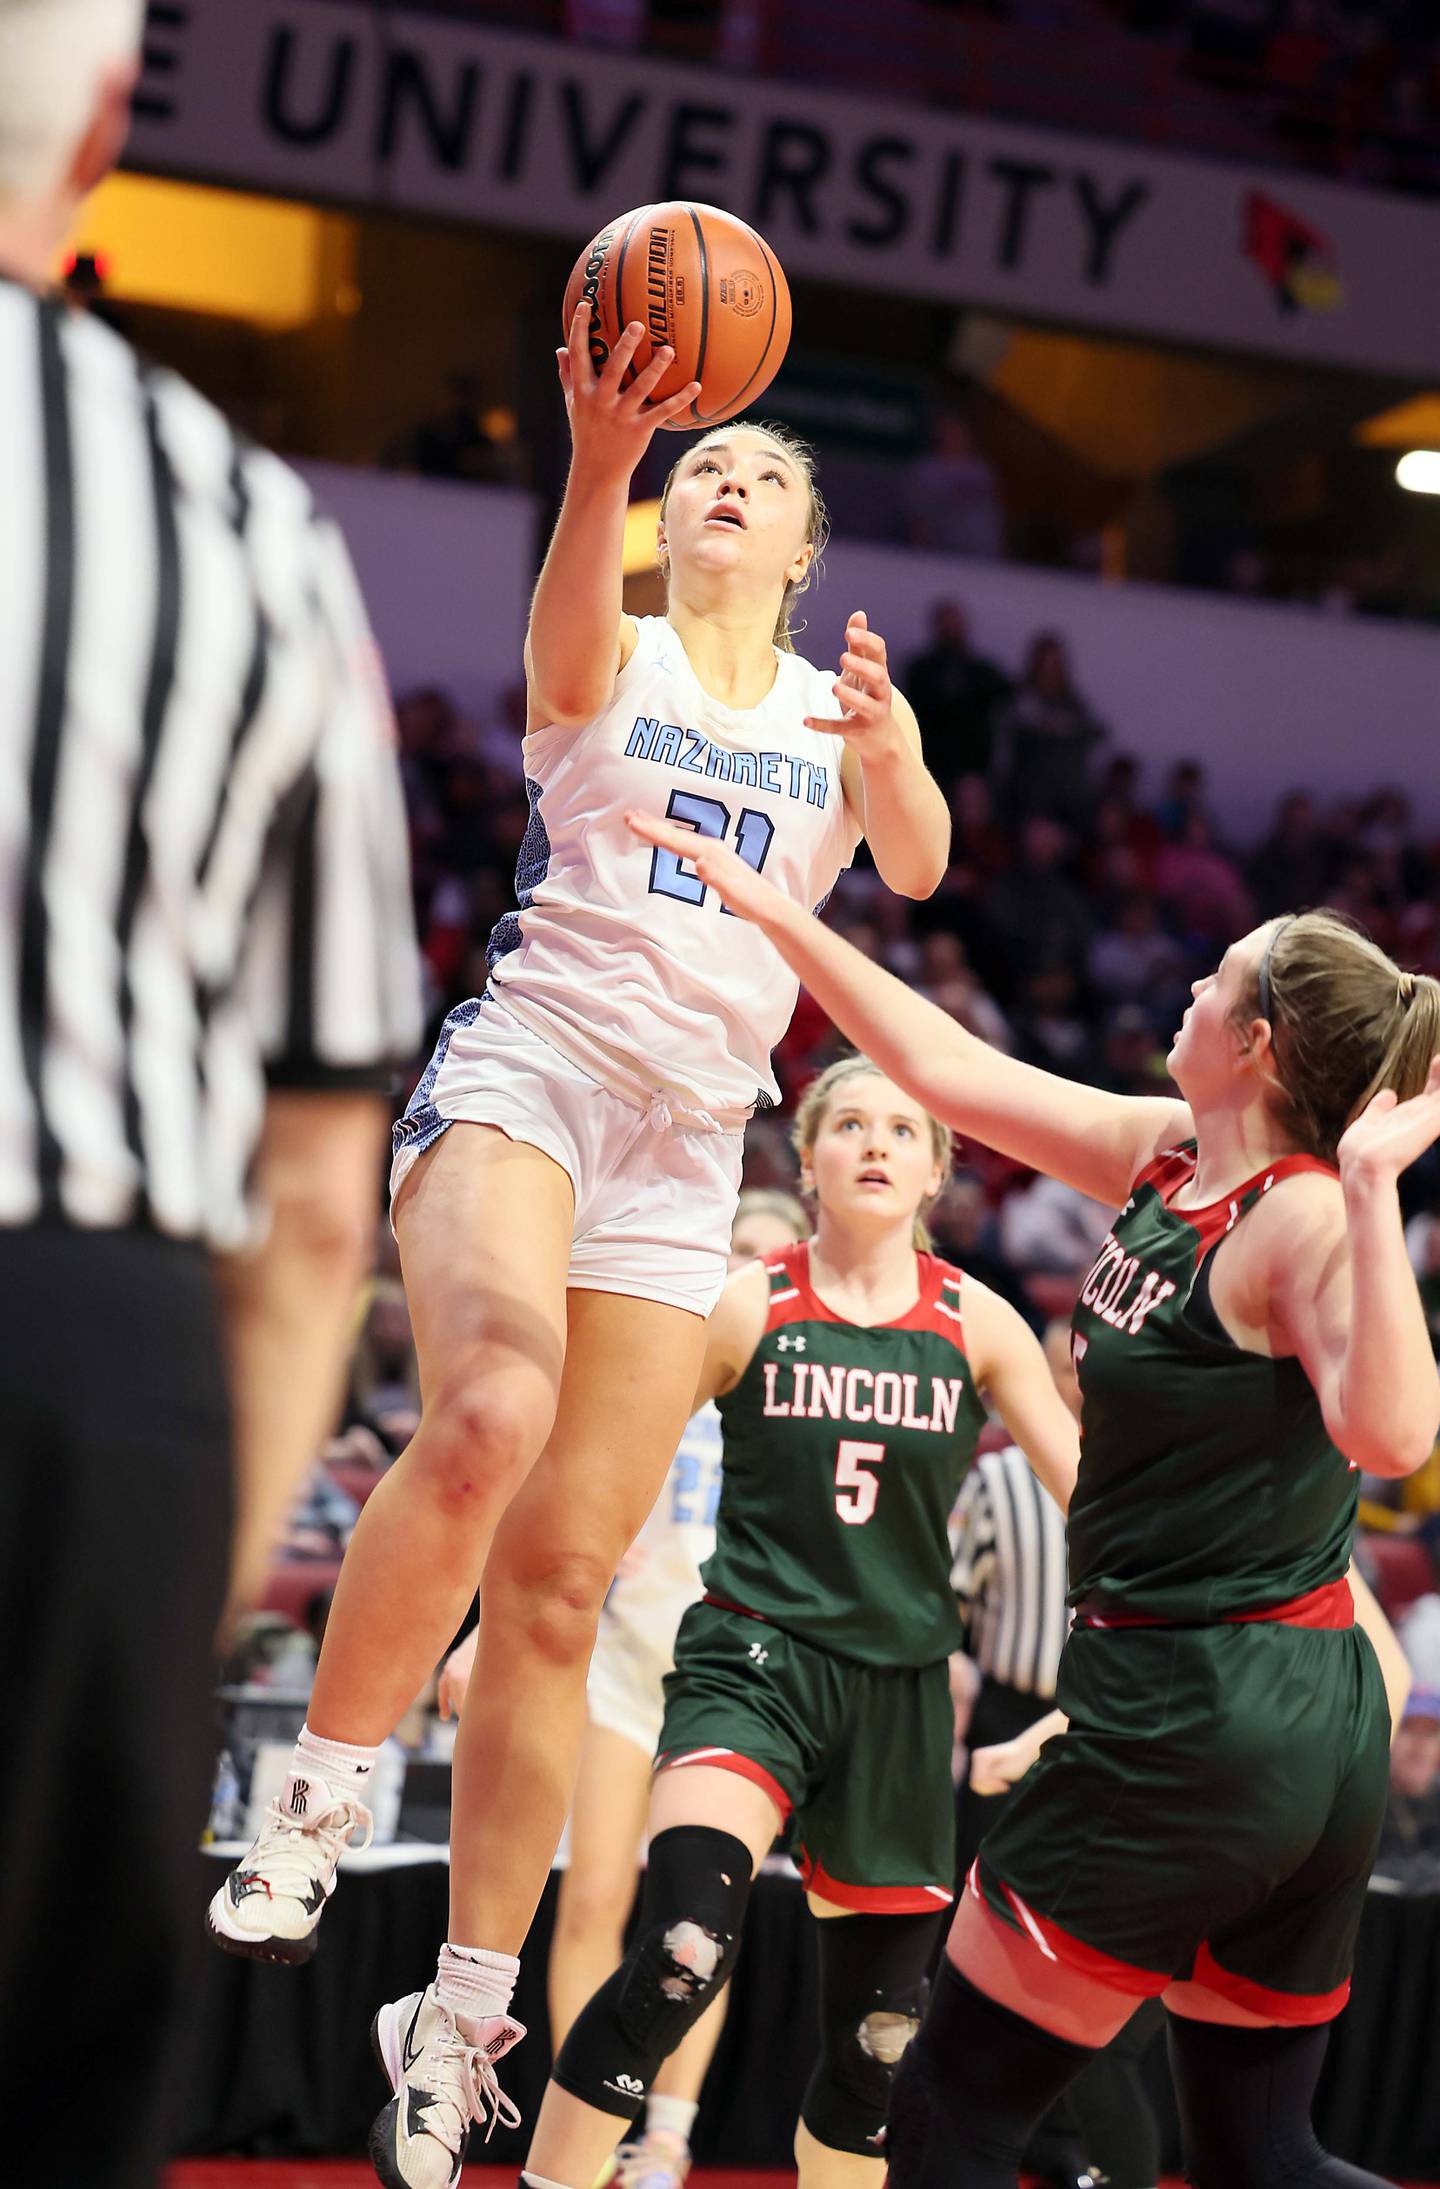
[520,1056,1079,2189]
[630,802,1438,2189]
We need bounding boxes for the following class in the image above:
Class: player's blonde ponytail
[1238,909,1440,1165]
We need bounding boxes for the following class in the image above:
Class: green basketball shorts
[657,1601,955,1913]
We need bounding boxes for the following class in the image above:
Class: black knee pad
[800,1910,945,2157]
[552,1826,752,2118]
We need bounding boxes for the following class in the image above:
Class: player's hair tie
[1398,970,1417,1006]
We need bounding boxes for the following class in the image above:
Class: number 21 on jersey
[835,1438,885,1526]
[649,789,774,910]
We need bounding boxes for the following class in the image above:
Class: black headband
[1256,917,1294,1025]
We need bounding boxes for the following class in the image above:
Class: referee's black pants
[956,1675,1165,2189]
[0,1226,231,2189]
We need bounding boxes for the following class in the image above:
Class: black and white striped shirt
[950,1443,1069,1698]
[0,276,422,1249]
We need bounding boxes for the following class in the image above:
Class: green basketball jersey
[708,1243,989,1667]
[1067,1141,1357,1622]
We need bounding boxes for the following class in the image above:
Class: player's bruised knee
[552,1826,753,2116]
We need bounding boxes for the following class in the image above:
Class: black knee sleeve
[886,1957,1096,2189]
[1167,2015,1399,2189]
[800,1910,944,2157]
[551,1826,752,2119]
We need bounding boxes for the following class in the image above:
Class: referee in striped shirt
[0,6,421,2182]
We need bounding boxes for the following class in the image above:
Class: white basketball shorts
[390,993,742,1317]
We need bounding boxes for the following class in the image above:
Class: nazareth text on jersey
[708,1243,989,1666]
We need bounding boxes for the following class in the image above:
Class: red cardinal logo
[1244,191,1343,314]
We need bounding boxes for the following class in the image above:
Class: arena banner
[129,0,1440,377]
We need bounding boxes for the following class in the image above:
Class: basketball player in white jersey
[211,301,950,2185]
[440,1190,809,2189]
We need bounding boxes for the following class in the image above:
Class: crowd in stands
[546,0,1440,195]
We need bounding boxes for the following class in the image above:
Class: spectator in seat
[949,772,1014,883]
[992,633,1105,823]
[905,408,1007,561]
[1248,790,1335,919]
[1096,1004,1171,1099]
[916,929,1012,1053]
[983,817,1093,992]
[1088,892,1189,1015]
[904,601,1013,782]
[1010,961,1096,1081]
[1153,755,1212,842]
[998,1171,1112,1287]
[1155,810,1252,946]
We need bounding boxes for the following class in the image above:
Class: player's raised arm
[526,304,702,729]
[625,813,1189,1209]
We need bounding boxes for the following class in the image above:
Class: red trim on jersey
[1192,1941,1352,2026]
[1074,1575,1354,1633]
[1132,1142,1338,1264]
[801,1851,953,1914]
[653,1745,794,1821]
[766,1241,969,1350]
[971,1860,1171,1997]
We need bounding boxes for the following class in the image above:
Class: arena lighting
[1395,450,1440,495]
[623,497,664,574]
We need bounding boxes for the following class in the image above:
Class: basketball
[562,201,792,430]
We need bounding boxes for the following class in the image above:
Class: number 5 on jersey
[835,1438,885,1526]
[649,788,774,910]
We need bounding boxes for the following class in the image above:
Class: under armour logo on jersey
[776,1333,807,1352]
[289,1778,309,1818]
[748,1641,769,1665]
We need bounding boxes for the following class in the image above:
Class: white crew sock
[293,1724,380,1803]
[435,1941,521,2024]
[521,2174,575,2189]
[645,2095,698,2144]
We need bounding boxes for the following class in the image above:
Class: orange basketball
[562,202,792,431]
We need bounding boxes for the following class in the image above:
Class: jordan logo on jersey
[1079,1233,1177,1336]
[624,717,831,807]
[761,1361,966,1433]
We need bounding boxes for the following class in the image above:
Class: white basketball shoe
[615,2129,694,2189]
[369,1985,525,2188]
[207,1771,372,1964]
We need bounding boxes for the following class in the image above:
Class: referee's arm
[219,513,422,1616]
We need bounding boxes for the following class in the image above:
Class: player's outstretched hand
[557,302,701,479]
[625,808,792,927]
[804,611,905,760]
[1338,1056,1440,1188]
[437,1627,478,1722]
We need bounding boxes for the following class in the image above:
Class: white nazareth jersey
[486,616,863,1121]
[606,1401,725,1643]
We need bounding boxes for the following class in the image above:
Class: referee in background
[0,6,421,2184]
[951,1319,1163,2189]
